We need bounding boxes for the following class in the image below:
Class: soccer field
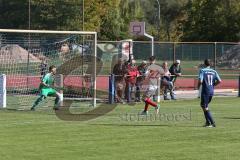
[0,97,240,160]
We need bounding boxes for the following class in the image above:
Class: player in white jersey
[141,56,164,115]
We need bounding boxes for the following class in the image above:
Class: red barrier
[6,75,238,91]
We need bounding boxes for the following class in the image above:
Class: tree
[160,0,188,41]
[30,0,83,30]
[182,0,240,41]
[98,0,124,40]
[0,0,28,29]
[0,0,239,41]
[118,0,188,41]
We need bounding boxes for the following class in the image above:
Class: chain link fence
[97,41,239,94]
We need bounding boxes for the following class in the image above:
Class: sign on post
[121,39,133,61]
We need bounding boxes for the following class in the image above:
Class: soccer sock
[203,111,210,124]
[206,110,215,125]
[54,96,60,107]
[32,96,45,108]
[144,103,149,112]
[145,98,157,107]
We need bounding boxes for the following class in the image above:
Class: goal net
[0,29,97,110]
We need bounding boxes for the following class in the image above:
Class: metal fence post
[127,82,131,103]
[108,74,115,104]
[214,42,217,69]
[238,74,240,97]
[173,42,176,63]
[157,77,161,102]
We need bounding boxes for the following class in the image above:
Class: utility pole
[156,0,160,41]
[82,0,84,31]
[28,0,31,30]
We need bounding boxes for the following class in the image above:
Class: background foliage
[0,0,240,41]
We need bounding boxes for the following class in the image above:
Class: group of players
[112,56,221,127]
[112,57,182,103]
[31,56,221,128]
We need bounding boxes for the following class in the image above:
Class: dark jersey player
[198,59,221,128]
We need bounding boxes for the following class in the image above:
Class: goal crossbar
[0,29,97,35]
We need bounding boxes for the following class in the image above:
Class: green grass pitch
[0,97,240,160]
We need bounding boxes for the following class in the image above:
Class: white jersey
[145,64,164,87]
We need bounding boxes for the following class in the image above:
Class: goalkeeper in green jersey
[31,65,62,111]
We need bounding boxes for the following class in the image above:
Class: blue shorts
[201,94,212,108]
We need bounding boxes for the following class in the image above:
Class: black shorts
[201,94,212,108]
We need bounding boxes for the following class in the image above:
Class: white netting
[0,30,97,110]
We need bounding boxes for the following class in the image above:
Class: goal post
[0,74,6,108]
[0,29,97,109]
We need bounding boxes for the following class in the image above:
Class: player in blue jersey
[198,59,221,127]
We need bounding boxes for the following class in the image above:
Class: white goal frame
[0,74,6,108]
[0,29,97,108]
